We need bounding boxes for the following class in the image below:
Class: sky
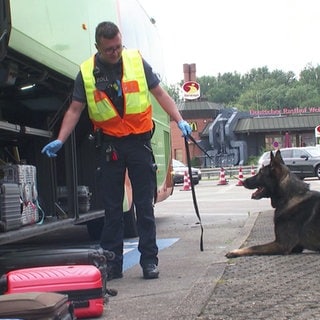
[138,0,320,84]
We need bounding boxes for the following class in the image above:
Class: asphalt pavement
[2,179,320,319]
[102,179,320,320]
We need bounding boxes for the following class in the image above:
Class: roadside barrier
[200,165,258,180]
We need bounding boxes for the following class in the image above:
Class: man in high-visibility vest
[42,21,191,280]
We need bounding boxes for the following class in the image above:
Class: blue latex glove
[178,120,192,137]
[41,140,63,158]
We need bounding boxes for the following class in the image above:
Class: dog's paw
[225,251,239,258]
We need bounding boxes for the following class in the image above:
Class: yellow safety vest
[80,49,153,137]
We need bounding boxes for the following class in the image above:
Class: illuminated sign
[182,81,200,100]
[315,125,320,146]
[250,107,320,117]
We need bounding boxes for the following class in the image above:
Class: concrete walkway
[104,209,320,319]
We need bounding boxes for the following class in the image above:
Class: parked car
[258,147,320,179]
[172,159,201,185]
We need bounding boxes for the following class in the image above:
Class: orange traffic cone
[251,165,255,176]
[236,167,244,186]
[181,170,191,191]
[217,167,228,185]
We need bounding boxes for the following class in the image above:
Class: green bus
[0,0,173,244]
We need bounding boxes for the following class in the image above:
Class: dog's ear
[273,150,285,165]
[270,151,274,162]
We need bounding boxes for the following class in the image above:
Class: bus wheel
[86,217,104,241]
[124,205,138,238]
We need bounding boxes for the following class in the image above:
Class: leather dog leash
[185,136,204,251]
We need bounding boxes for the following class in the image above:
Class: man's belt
[102,131,152,142]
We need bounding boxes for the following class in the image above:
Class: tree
[285,84,319,108]
[299,64,320,94]
[165,64,320,111]
[163,83,181,102]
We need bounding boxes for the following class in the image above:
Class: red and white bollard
[217,167,228,185]
[181,170,191,191]
[236,167,244,186]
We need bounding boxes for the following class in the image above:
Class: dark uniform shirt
[72,53,160,118]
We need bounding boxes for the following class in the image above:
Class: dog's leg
[226,241,289,258]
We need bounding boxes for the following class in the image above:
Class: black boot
[142,263,159,279]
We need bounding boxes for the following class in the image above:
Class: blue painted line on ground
[123,238,179,271]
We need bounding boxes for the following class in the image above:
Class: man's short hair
[95,21,120,43]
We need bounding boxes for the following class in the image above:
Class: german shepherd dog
[226,149,320,258]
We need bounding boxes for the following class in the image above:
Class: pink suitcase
[4,265,104,319]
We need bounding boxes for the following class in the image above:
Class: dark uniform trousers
[98,133,158,272]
